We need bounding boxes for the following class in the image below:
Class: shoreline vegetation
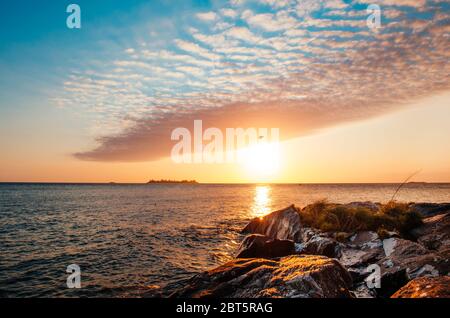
[153,200,449,298]
[299,200,423,238]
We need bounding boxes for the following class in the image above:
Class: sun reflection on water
[251,185,272,218]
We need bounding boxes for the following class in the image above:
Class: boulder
[298,235,342,258]
[379,238,449,280]
[347,267,370,284]
[340,247,383,269]
[170,255,353,298]
[391,276,450,298]
[410,213,450,251]
[351,282,377,298]
[348,231,382,249]
[409,203,450,217]
[339,231,385,269]
[242,205,302,242]
[349,267,409,298]
[299,227,322,243]
[349,263,408,298]
[382,237,431,259]
[236,234,295,259]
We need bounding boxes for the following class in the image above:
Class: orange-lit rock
[242,205,302,242]
[391,276,450,298]
[170,255,352,298]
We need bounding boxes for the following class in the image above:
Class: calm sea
[0,183,449,297]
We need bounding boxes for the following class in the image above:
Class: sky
[0,0,449,183]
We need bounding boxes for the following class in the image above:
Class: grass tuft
[299,200,422,237]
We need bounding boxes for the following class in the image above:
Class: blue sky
[0,1,177,101]
[0,0,449,170]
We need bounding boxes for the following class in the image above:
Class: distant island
[147,179,198,184]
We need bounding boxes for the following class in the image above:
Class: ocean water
[0,183,449,297]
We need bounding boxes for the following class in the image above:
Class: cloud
[196,11,218,21]
[259,0,292,9]
[230,0,246,7]
[174,39,222,60]
[324,0,347,9]
[221,8,238,18]
[225,26,263,43]
[357,0,427,8]
[56,0,450,162]
[241,10,298,31]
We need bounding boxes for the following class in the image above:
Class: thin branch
[391,170,422,202]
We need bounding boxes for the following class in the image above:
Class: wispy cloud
[196,11,218,21]
[53,0,450,161]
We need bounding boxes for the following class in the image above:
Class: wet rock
[242,205,302,242]
[409,203,450,217]
[410,213,450,251]
[236,234,295,259]
[391,276,450,298]
[170,255,353,298]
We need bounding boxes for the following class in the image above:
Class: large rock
[242,205,302,242]
[299,227,322,243]
[236,234,295,259]
[297,235,342,258]
[170,255,353,298]
[391,276,450,298]
[340,248,383,269]
[379,238,449,280]
[339,231,385,270]
[349,264,408,298]
[409,203,450,217]
[351,283,377,298]
[348,231,382,249]
[410,213,450,251]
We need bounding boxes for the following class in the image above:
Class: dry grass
[299,200,423,237]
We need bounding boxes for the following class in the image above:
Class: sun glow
[251,186,272,218]
[239,142,280,177]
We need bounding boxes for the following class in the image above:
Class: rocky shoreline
[152,202,450,298]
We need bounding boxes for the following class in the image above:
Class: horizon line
[1,181,449,185]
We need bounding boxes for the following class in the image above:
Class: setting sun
[0,0,449,302]
[239,142,281,178]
